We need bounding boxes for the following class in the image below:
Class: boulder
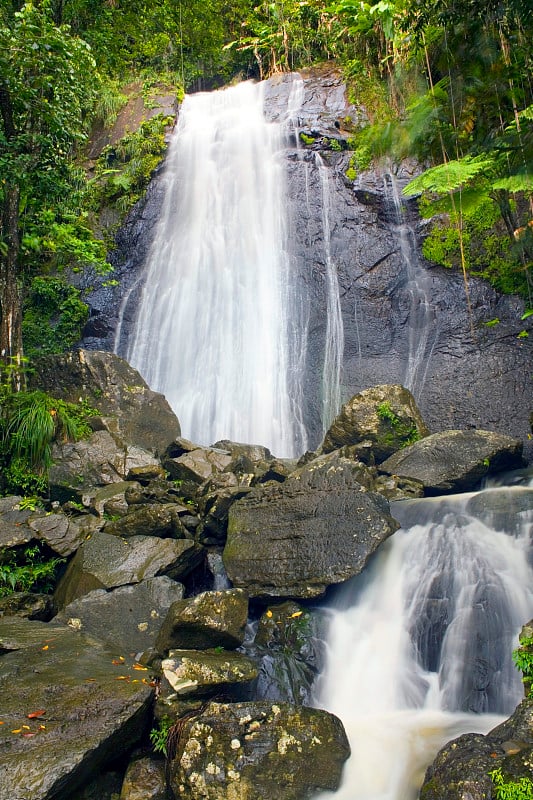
[29,349,181,455]
[155,589,248,653]
[168,700,350,800]
[0,592,54,621]
[49,431,160,502]
[54,576,185,654]
[161,649,258,697]
[379,430,525,494]
[163,446,233,485]
[29,511,103,556]
[420,698,533,800]
[54,531,204,608]
[104,503,186,539]
[119,757,167,800]
[321,384,430,462]
[0,495,35,549]
[223,459,399,598]
[0,617,153,800]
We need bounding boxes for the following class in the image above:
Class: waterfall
[385,173,436,397]
[316,154,344,434]
[117,81,307,457]
[313,477,533,800]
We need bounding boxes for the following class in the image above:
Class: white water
[119,81,307,457]
[314,483,533,800]
[385,174,436,396]
[316,154,344,434]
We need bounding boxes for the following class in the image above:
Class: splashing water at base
[313,483,533,800]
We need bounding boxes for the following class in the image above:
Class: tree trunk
[0,85,24,386]
[0,183,24,381]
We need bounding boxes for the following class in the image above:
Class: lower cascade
[313,475,533,800]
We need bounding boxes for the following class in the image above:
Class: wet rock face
[169,700,350,800]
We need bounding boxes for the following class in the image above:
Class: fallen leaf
[42,645,49,651]
[132,663,148,671]
[289,611,303,618]
[266,610,273,618]
[0,720,5,725]
[27,710,46,719]
[11,729,22,734]
[85,678,96,682]
[22,725,30,730]
[39,725,46,730]
[22,732,37,738]
[115,676,130,681]
[111,657,125,665]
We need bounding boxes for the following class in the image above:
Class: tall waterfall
[119,81,308,457]
[314,477,533,800]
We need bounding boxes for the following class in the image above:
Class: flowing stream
[313,475,533,800]
[118,81,308,457]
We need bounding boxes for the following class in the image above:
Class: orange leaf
[115,676,130,681]
[0,720,5,725]
[132,663,148,671]
[27,710,46,719]
[42,645,49,651]
[111,657,125,665]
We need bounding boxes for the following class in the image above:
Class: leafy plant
[0,389,98,496]
[489,768,533,800]
[512,634,533,697]
[149,717,173,756]
[22,277,90,359]
[0,543,64,597]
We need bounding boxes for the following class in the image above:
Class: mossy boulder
[321,384,430,462]
[161,649,258,697]
[156,589,249,653]
[169,700,350,800]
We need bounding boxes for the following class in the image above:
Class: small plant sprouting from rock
[376,402,420,447]
[0,542,65,597]
[489,767,533,800]
[150,716,173,756]
[512,634,533,697]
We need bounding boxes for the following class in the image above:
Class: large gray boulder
[420,698,533,800]
[0,618,153,800]
[119,758,167,800]
[54,531,203,608]
[379,429,525,494]
[54,576,185,653]
[321,384,430,462]
[29,349,180,455]
[224,459,399,598]
[168,700,350,800]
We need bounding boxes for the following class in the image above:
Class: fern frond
[403,155,494,196]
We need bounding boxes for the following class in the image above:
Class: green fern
[403,155,494,196]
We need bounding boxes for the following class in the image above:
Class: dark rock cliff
[79,66,533,459]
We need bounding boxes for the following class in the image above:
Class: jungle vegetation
[0,0,532,379]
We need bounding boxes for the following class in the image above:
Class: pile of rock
[0,351,526,800]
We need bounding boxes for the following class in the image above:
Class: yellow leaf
[289,611,303,618]
[11,729,22,734]
[132,663,148,671]
[266,610,273,618]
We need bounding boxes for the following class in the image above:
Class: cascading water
[316,154,344,434]
[313,476,533,800]
[385,173,436,396]
[117,81,308,457]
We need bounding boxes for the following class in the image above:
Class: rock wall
[79,66,533,459]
